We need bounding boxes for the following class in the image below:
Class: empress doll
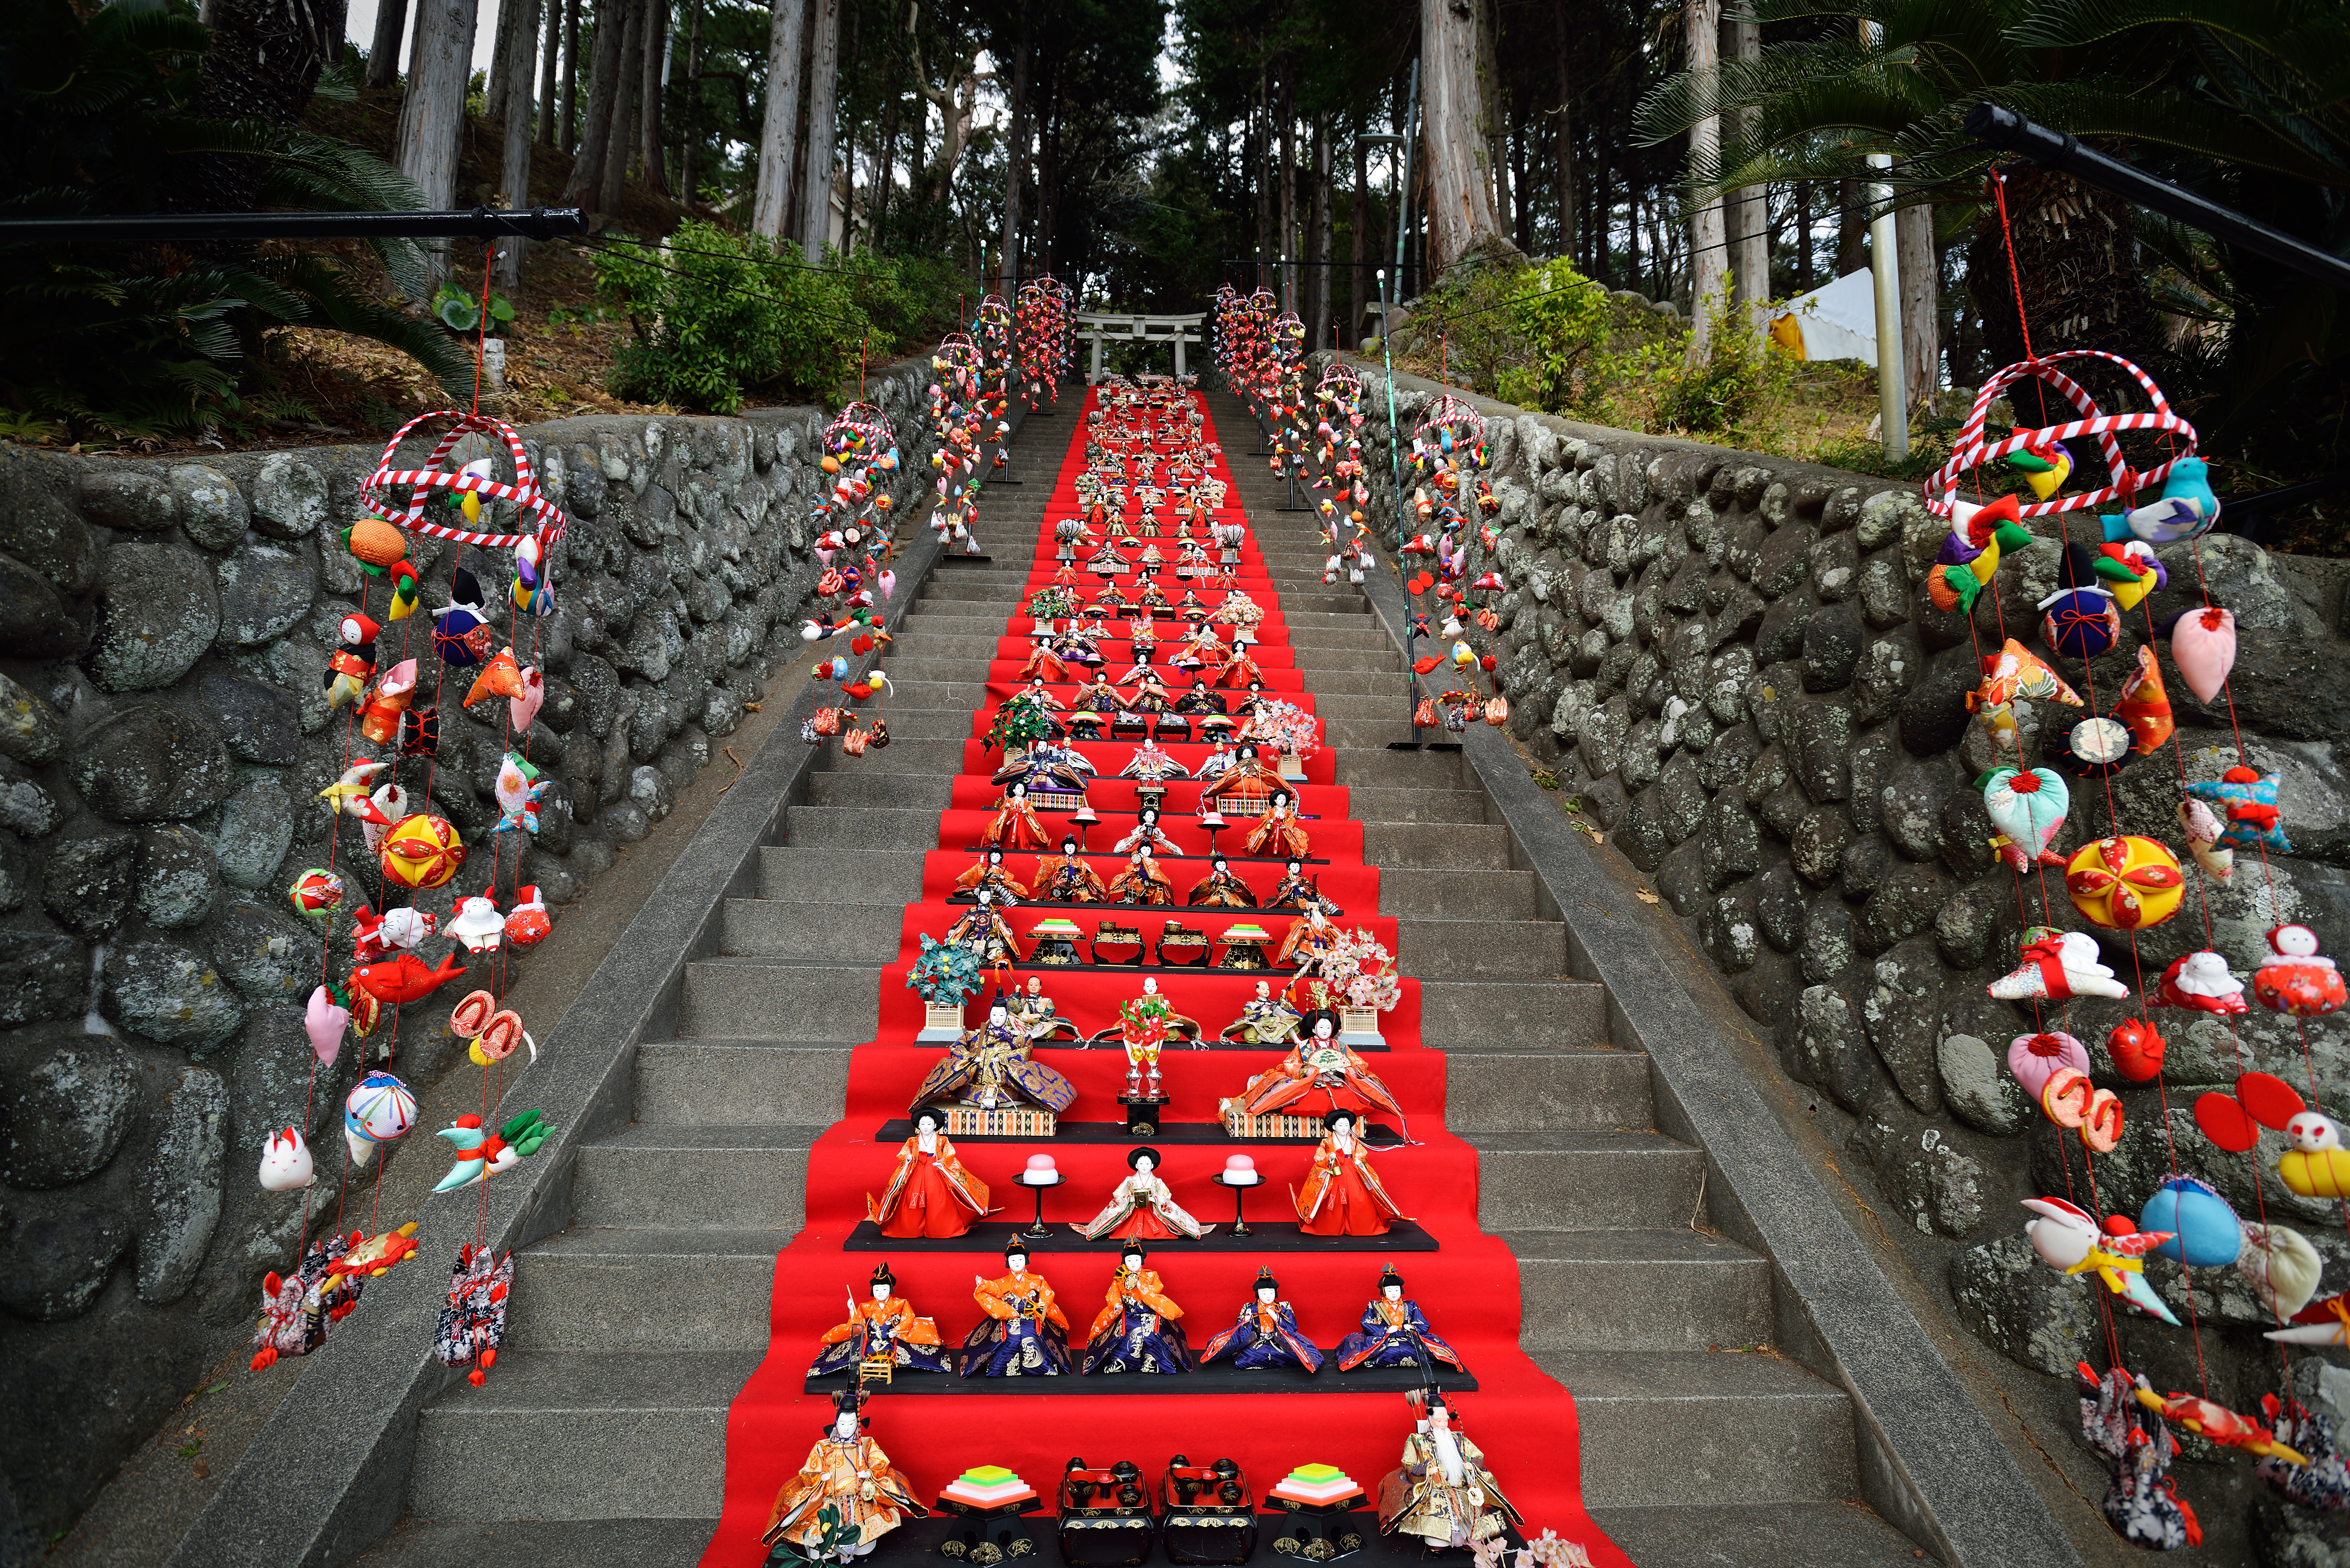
[1296,1109,1405,1237]
[980,780,1052,852]
[1078,1146,1212,1240]
[1081,1243,1195,1376]
[866,1107,991,1239]
[1229,1010,1403,1125]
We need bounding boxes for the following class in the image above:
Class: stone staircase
[354,389,1934,1568]
[1205,387,1927,1567]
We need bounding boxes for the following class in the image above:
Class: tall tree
[996,0,1032,289]
[396,0,474,249]
[801,0,842,257]
[1350,117,1369,343]
[368,0,409,88]
[497,0,539,290]
[750,0,807,238]
[598,0,643,216]
[678,0,703,198]
[638,0,671,197]
[1897,203,1937,403]
[1723,11,1765,310]
[1277,102,1294,313]
[564,0,630,204]
[1681,0,1725,354]
[1552,6,1572,264]
[538,0,562,146]
[1420,0,1508,275]
[558,0,580,151]
[1309,112,1331,350]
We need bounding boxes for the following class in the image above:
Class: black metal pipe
[1965,102,2350,292]
[0,207,590,244]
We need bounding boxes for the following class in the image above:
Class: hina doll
[993,743,1093,796]
[1074,672,1123,714]
[980,780,1053,852]
[1220,980,1305,1045]
[1229,1010,1405,1126]
[960,1238,1073,1377]
[1078,1147,1214,1240]
[1062,620,1105,668]
[1297,1109,1406,1237]
[1220,644,1266,688]
[1036,836,1110,903]
[1200,1267,1323,1373]
[1375,1392,1519,1551]
[1176,589,1210,624]
[1137,541,1165,576]
[1269,858,1340,916]
[866,1107,992,1239]
[761,1388,928,1563]
[943,889,1021,968]
[1128,669,1176,714]
[1200,745,1279,811]
[1081,1244,1196,1376]
[1087,539,1128,575]
[1106,846,1174,905]
[1116,642,1164,687]
[1018,634,1069,684]
[1195,741,1238,782]
[1115,807,1179,856]
[1121,740,1191,781]
[1175,675,1228,713]
[1274,902,1340,973]
[1247,790,1311,858]
[913,991,1078,1116]
[1011,975,1079,1042]
[953,847,1031,904]
[808,1262,953,1378]
[1136,580,1173,615]
[1188,855,1254,907]
[1336,1265,1465,1371]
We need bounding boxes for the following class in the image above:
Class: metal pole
[1867,153,1907,462]
[1391,60,1419,303]
[1966,103,2350,293]
[0,207,591,243]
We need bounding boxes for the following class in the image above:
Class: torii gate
[1076,312,1208,383]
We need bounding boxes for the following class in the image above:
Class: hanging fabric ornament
[2169,607,2237,702]
[2008,1029,2092,1101]
[2022,1200,2179,1324]
[2050,714,2135,780]
[288,867,344,920]
[2137,1175,2242,1267]
[508,664,544,732]
[464,648,527,710]
[258,1128,315,1192]
[343,1070,418,1165]
[1980,767,2069,871]
[379,813,466,889]
[432,568,498,667]
[1990,927,2131,1001]
[2116,645,2174,754]
[325,613,380,710]
[2175,797,2234,884]
[304,983,351,1066]
[2254,1395,2350,1514]
[2102,456,2222,545]
[2097,540,2165,610]
[386,560,421,620]
[492,753,545,835]
[2238,1222,2324,1322]
[399,705,440,759]
[1975,638,2084,710]
[2038,544,2121,660]
[344,515,410,573]
[2254,924,2348,1016]
[2183,766,2291,854]
[2198,1073,2350,1199]
[2078,1365,2202,1548]
[2153,951,2247,1014]
[503,884,552,948]
[433,1242,515,1385]
[2105,1018,2166,1083]
[358,659,419,745]
[2064,835,2184,930]
[351,950,469,1008]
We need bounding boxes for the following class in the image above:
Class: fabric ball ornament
[380,814,466,889]
[343,1070,417,1166]
[2253,924,2347,1017]
[2064,835,2184,930]
[288,867,344,919]
[2041,589,2120,660]
[345,515,409,570]
[2171,607,2237,702]
[2139,1176,2243,1267]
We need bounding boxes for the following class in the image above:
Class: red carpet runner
[699,389,1630,1567]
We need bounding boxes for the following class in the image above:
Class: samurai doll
[1297,1109,1406,1237]
[1106,846,1174,905]
[1114,807,1179,856]
[952,847,1030,904]
[1200,1267,1324,1373]
[1274,902,1340,974]
[1195,741,1238,782]
[1011,975,1080,1042]
[1175,675,1228,713]
[960,1238,1073,1377]
[943,889,1021,968]
[1120,739,1191,781]
[1229,1010,1404,1127]
[866,1107,992,1239]
[809,1262,953,1378]
[1188,855,1255,908]
[1268,858,1339,916]
[1036,836,1110,903]
[1078,1146,1214,1241]
[1336,1265,1466,1372]
[913,991,1078,1117]
[1375,1392,1519,1551]
[761,1388,928,1565]
[1246,790,1311,859]
[980,780,1053,852]
[1081,1244,1195,1376]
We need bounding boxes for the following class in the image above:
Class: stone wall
[1328,353,2350,1547]
[0,353,940,1547]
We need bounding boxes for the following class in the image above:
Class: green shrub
[1494,258,1614,412]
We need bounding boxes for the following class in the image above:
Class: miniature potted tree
[1320,930,1402,1047]
[907,934,983,1041]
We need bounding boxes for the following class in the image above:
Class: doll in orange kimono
[1081,1243,1195,1375]
[1106,845,1174,905]
[1229,1009,1405,1129]
[1295,1108,1406,1237]
[1036,835,1110,903]
[867,1107,992,1239]
[1017,635,1069,683]
[808,1262,952,1377]
[961,1237,1074,1376]
[1246,789,1311,859]
[953,847,1031,903]
[1198,745,1278,811]
[980,780,1053,852]
[1273,901,1341,974]
[762,1388,928,1560]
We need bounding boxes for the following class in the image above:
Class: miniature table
[1261,1494,1369,1561]
[1210,1172,1259,1238]
[1018,1172,1064,1239]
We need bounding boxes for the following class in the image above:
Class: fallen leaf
[1635,888,1661,906]
[192,1459,209,1479]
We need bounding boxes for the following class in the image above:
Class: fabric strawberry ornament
[2170,607,2237,702]
[1980,766,2069,872]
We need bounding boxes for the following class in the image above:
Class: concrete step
[758,846,927,903]
[804,770,955,807]
[1419,977,1606,1048]
[874,657,994,685]
[1284,668,1412,697]
[407,1351,757,1519]
[783,803,949,848]
[721,898,905,959]
[1343,786,1491,825]
[1585,1503,1926,1568]
[1364,821,1512,870]
[570,1123,821,1228]
[633,1038,853,1125]
[1377,867,1538,919]
[681,958,880,1040]
[879,680,987,709]
[1467,1130,1705,1229]
[355,1518,714,1567]
[1330,746,1466,790]
[1506,1229,1776,1352]
[882,630,1005,660]
[1286,626,1397,652]
[817,739,969,776]
[1395,916,1565,979]
[1547,1350,1858,1508]
[1322,718,1420,748]
[1444,1050,1648,1131]
[505,1228,781,1353]
[856,707,981,739]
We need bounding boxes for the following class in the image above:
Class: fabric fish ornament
[1980,766,2069,872]
[464,647,526,711]
[2184,766,2290,854]
[2170,607,2237,702]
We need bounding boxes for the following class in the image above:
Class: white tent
[1771,268,1876,362]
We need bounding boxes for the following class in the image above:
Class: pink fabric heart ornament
[1982,767,2070,860]
[2008,1029,2092,1099]
[508,664,544,733]
[305,984,349,1067]
[2172,607,2237,703]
